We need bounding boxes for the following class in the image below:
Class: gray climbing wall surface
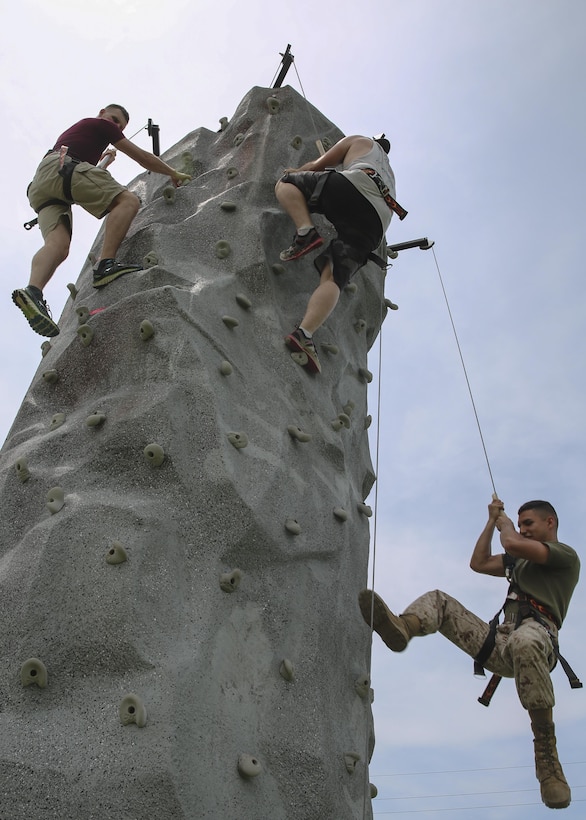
[0,86,389,820]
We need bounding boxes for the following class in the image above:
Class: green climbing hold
[119,693,147,727]
[20,658,48,688]
[144,443,165,467]
[46,486,65,514]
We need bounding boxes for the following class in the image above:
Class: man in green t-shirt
[359,498,580,811]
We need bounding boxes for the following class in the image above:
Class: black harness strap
[475,591,582,707]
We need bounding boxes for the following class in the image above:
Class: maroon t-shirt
[52,118,125,165]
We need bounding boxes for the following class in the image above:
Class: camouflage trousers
[403,590,557,710]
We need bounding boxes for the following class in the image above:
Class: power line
[371,760,586,777]
[373,798,586,815]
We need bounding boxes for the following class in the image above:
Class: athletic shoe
[285,327,322,373]
[12,287,60,337]
[279,227,323,262]
[93,259,143,288]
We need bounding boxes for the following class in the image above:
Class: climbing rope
[361,245,500,817]
[431,246,498,496]
[361,264,387,819]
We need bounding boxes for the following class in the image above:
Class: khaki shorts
[27,153,127,239]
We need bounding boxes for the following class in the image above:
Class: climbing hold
[284,518,301,535]
[219,360,233,376]
[42,369,59,385]
[333,507,348,522]
[219,568,242,593]
[345,282,358,294]
[287,425,311,443]
[106,542,127,564]
[343,401,355,416]
[144,443,165,467]
[119,693,147,728]
[364,415,372,429]
[238,754,262,778]
[354,675,371,699]
[227,431,248,449]
[290,351,308,367]
[235,293,252,310]
[139,320,155,340]
[163,186,176,204]
[218,117,229,131]
[338,413,351,429]
[271,263,285,275]
[15,458,30,483]
[321,137,333,151]
[216,241,231,259]
[384,298,399,311]
[76,306,90,325]
[220,201,237,212]
[143,251,159,268]
[20,658,48,688]
[357,502,373,518]
[86,412,106,428]
[344,752,361,774]
[180,150,195,176]
[290,135,302,150]
[331,419,344,432]
[266,96,280,114]
[321,343,339,355]
[40,340,52,358]
[49,413,65,431]
[67,282,78,300]
[233,133,245,147]
[358,368,373,384]
[226,167,238,180]
[46,486,65,514]
[77,324,94,347]
[279,659,295,682]
[222,315,239,329]
[354,319,367,334]
[370,784,378,798]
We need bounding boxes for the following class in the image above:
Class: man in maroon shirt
[13,104,191,337]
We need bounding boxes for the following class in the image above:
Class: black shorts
[280,170,383,288]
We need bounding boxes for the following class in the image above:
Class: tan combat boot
[358,590,421,651]
[529,708,571,809]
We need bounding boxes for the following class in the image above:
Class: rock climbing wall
[0,86,389,820]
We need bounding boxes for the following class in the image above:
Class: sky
[1,0,585,817]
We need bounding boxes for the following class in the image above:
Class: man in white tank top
[275,135,398,374]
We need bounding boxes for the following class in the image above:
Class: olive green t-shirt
[511,540,580,627]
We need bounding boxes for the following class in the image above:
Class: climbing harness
[23,122,151,231]
[359,168,408,220]
[474,586,582,707]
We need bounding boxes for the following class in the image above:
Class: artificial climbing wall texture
[0,86,389,820]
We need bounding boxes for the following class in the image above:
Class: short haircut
[374,136,391,154]
[518,500,558,527]
[105,104,130,125]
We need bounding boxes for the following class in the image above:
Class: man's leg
[12,221,70,337]
[299,262,340,334]
[100,190,140,261]
[93,190,142,288]
[505,621,570,809]
[29,221,71,291]
[359,589,495,661]
[275,178,323,262]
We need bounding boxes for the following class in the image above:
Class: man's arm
[470,498,507,576]
[113,137,191,187]
[289,135,373,173]
[496,514,550,564]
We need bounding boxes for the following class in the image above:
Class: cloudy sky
[2,0,585,816]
